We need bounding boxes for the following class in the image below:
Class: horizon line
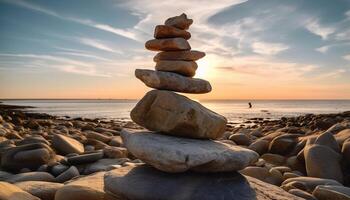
[1,98,350,101]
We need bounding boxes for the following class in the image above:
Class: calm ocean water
[1,99,350,123]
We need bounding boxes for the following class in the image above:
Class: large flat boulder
[130,90,226,139]
[135,69,211,94]
[0,181,40,200]
[121,130,258,173]
[104,165,302,200]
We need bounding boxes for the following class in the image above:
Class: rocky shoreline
[0,102,349,199]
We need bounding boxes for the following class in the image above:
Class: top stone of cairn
[165,13,193,30]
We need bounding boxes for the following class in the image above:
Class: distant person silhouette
[248,102,252,108]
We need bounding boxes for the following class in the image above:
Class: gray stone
[313,185,350,200]
[131,90,226,139]
[135,69,211,94]
[155,60,197,77]
[7,172,55,183]
[104,165,302,200]
[55,166,80,183]
[67,151,104,165]
[121,130,259,173]
[145,38,190,51]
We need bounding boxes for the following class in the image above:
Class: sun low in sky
[0,0,349,99]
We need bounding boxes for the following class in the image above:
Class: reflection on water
[1,99,350,123]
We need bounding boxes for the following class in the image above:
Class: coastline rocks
[281,177,342,192]
[55,166,80,183]
[154,25,191,39]
[0,181,40,200]
[154,50,205,62]
[304,144,343,183]
[67,151,104,165]
[145,38,190,51]
[121,130,258,173]
[165,13,193,30]
[1,143,55,172]
[15,181,63,200]
[130,90,226,139]
[155,60,197,77]
[52,134,84,155]
[135,69,212,94]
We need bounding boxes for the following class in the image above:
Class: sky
[0,0,349,100]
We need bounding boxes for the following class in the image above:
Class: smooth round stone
[313,185,350,200]
[84,131,111,143]
[145,38,190,51]
[0,181,40,200]
[121,130,258,173]
[1,143,55,172]
[83,158,128,175]
[304,144,343,183]
[154,25,191,39]
[15,181,63,200]
[153,50,205,62]
[135,69,211,94]
[55,166,80,183]
[67,151,104,165]
[51,164,69,176]
[248,139,269,155]
[0,170,13,181]
[268,134,300,155]
[282,177,342,192]
[52,134,84,155]
[289,189,316,200]
[164,13,193,30]
[155,60,197,77]
[7,172,55,183]
[131,90,226,139]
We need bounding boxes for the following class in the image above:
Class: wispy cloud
[0,53,111,77]
[79,38,121,53]
[2,0,139,41]
[252,41,289,55]
[344,54,350,61]
[305,19,335,40]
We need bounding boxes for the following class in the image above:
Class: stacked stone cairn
[104,14,262,200]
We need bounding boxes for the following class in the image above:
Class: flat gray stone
[121,130,259,173]
[135,69,211,94]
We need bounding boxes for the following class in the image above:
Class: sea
[1,99,350,123]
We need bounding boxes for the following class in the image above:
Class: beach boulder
[52,134,84,155]
[121,129,258,173]
[130,90,226,139]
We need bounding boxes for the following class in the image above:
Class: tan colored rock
[0,181,40,200]
[304,144,343,183]
[261,153,286,165]
[135,69,211,94]
[121,129,259,173]
[55,172,114,200]
[335,129,350,144]
[229,133,251,146]
[155,60,197,77]
[314,131,340,152]
[342,140,350,165]
[313,185,350,200]
[164,13,193,30]
[269,134,300,155]
[15,181,63,200]
[52,134,84,155]
[153,50,205,62]
[130,90,226,139]
[154,25,191,39]
[240,166,269,181]
[145,38,190,51]
[7,172,55,183]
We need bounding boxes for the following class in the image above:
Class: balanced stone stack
[104,14,261,200]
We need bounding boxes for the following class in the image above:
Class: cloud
[79,38,121,53]
[305,19,335,40]
[252,41,289,55]
[0,53,111,77]
[344,54,350,61]
[316,46,330,53]
[2,0,138,41]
